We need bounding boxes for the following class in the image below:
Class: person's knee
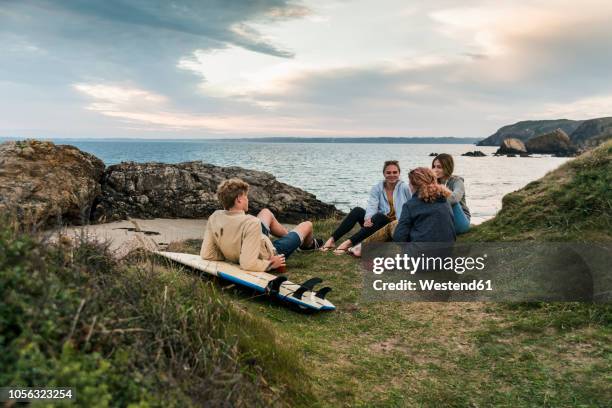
[299,220,313,232]
[371,213,389,224]
[257,208,274,218]
[350,207,366,217]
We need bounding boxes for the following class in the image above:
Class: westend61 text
[372,279,493,291]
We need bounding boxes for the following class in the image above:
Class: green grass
[0,223,311,407]
[164,142,612,406]
[2,142,611,407]
[170,220,611,408]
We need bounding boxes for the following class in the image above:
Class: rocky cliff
[477,119,582,146]
[478,116,612,149]
[0,140,342,227]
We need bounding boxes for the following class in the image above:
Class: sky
[1,0,611,139]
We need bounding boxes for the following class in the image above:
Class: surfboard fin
[265,275,288,295]
[315,287,332,299]
[293,277,323,299]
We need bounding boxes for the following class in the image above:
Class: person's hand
[269,254,286,270]
[364,218,373,227]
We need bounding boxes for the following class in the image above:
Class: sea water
[38,140,571,224]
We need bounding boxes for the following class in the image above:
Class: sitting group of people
[200,153,470,271]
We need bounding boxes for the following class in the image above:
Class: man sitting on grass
[200,178,321,272]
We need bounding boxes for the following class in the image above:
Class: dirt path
[50,218,207,257]
[52,217,295,258]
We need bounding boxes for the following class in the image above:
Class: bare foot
[333,240,352,255]
[320,237,336,252]
[349,244,362,257]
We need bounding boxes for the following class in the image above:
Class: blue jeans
[261,223,301,258]
[453,204,471,234]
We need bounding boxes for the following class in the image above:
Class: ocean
[24,139,571,224]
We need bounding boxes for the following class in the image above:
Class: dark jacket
[392,195,456,242]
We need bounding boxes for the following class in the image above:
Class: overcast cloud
[1,0,611,138]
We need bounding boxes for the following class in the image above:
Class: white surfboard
[153,251,336,311]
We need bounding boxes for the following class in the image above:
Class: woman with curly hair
[432,153,471,234]
[392,166,456,242]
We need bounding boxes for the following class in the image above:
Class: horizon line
[0,135,481,142]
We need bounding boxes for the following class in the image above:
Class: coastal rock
[0,140,105,226]
[92,161,342,224]
[495,138,527,155]
[462,150,487,157]
[525,129,577,156]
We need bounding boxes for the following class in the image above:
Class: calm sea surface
[47,140,570,224]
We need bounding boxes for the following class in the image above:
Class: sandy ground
[52,218,295,258]
[51,218,208,258]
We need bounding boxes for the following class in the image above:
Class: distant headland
[477,116,612,147]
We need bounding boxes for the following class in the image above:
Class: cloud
[1,0,612,138]
[235,1,612,121]
[0,0,304,90]
[14,0,302,57]
[72,81,355,135]
[533,94,612,119]
[0,0,309,136]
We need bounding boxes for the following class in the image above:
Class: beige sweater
[200,210,275,272]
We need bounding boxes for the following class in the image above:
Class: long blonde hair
[409,167,451,202]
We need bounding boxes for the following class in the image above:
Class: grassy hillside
[464,140,612,242]
[2,142,611,407]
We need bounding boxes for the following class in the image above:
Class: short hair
[217,178,249,210]
[383,160,401,173]
[432,153,454,178]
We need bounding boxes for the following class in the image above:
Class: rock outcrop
[478,119,583,146]
[462,151,487,157]
[1,140,343,227]
[495,138,527,155]
[92,161,341,224]
[0,140,105,227]
[525,129,577,156]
